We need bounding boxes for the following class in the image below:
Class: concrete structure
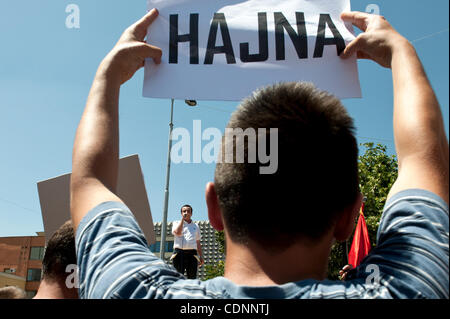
[0,232,45,298]
[153,221,225,280]
[0,272,26,290]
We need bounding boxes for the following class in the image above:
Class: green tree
[203,231,225,280]
[327,143,398,279]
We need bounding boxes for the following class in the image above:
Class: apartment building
[0,232,45,298]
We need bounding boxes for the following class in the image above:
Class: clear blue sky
[0,0,448,236]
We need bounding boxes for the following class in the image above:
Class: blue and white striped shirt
[75,189,449,299]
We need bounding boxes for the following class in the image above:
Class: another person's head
[0,286,26,299]
[35,220,78,299]
[181,205,193,222]
[210,82,362,253]
[42,220,77,282]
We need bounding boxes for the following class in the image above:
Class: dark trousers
[172,249,198,279]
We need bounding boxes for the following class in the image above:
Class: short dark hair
[42,220,76,281]
[214,82,359,251]
[181,204,193,213]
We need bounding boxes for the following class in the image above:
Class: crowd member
[70,9,448,298]
[0,286,26,299]
[34,220,78,299]
[171,205,204,279]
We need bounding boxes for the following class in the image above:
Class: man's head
[0,286,26,299]
[181,204,193,222]
[34,220,78,299]
[209,82,361,252]
[42,220,77,283]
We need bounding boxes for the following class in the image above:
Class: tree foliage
[203,231,225,280]
[203,143,398,281]
[327,143,398,279]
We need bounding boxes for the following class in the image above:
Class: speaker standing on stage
[171,205,204,279]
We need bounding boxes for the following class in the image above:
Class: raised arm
[70,9,162,231]
[341,12,449,205]
[172,218,184,237]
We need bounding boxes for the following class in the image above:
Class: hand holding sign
[100,8,162,85]
[143,0,362,101]
[340,11,409,68]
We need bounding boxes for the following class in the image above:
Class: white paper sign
[143,0,361,101]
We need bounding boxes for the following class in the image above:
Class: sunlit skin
[181,206,193,223]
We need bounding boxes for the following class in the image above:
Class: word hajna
[169,12,346,64]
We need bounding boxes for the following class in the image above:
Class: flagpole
[345,240,348,264]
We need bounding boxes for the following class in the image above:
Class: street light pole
[160,99,197,261]
[160,99,175,261]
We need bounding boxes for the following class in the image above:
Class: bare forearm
[72,66,121,192]
[70,9,162,230]
[391,43,449,202]
[341,11,449,203]
[392,43,448,161]
[173,219,184,236]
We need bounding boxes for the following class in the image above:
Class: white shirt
[172,220,201,250]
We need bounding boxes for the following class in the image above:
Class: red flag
[348,203,371,268]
